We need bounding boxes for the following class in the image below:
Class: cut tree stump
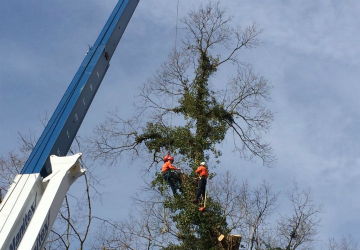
[218,234,242,250]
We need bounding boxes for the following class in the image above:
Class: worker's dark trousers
[196,176,207,200]
[163,171,181,195]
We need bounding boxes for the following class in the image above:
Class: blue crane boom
[0,1,139,249]
[21,0,139,178]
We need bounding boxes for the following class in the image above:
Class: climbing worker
[194,162,209,203]
[161,155,181,196]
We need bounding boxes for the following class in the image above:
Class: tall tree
[88,1,274,249]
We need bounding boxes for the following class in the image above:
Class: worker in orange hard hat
[162,155,181,196]
[194,162,208,203]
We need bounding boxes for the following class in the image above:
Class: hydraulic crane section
[0,1,139,249]
[21,0,139,178]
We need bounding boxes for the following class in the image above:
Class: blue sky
[1,0,360,247]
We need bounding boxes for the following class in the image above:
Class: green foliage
[136,52,230,168]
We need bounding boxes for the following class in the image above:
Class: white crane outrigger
[0,1,139,249]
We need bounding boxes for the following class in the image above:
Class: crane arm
[22,0,139,178]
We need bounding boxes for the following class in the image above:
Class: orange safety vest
[162,161,178,173]
[196,165,208,178]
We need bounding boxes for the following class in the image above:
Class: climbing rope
[167,0,178,140]
[174,0,179,53]
[203,190,207,208]
[151,1,180,249]
[162,176,167,233]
